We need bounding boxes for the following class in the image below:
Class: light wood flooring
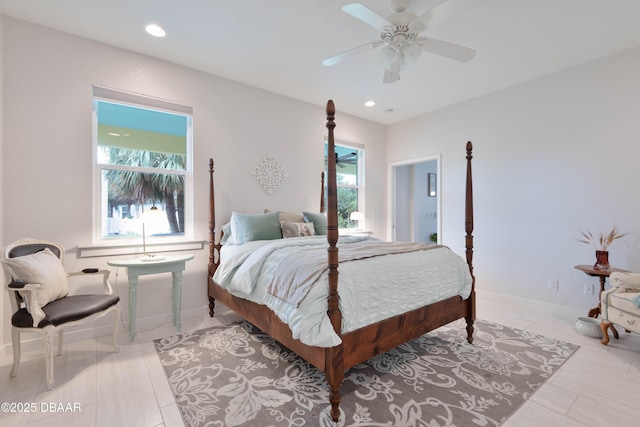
[1,290,639,426]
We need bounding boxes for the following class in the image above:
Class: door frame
[388,154,441,242]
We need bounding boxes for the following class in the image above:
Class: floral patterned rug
[154,319,578,426]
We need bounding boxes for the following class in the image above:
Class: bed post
[320,171,325,213]
[465,142,476,343]
[208,158,220,317]
[325,100,344,422]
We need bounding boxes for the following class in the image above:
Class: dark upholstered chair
[1,238,120,389]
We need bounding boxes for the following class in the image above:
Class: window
[92,86,193,245]
[324,141,365,229]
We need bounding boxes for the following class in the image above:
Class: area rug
[154,319,578,426]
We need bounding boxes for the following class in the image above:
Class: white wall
[0,17,386,351]
[0,17,4,349]
[388,46,640,310]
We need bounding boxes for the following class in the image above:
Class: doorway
[389,155,440,243]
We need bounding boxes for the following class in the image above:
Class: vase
[575,316,603,338]
[594,250,610,270]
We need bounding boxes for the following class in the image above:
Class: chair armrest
[5,282,46,327]
[67,269,114,295]
[8,280,26,289]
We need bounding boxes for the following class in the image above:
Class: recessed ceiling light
[364,100,376,107]
[145,24,166,37]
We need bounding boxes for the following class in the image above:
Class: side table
[574,264,629,318]
[108,254,194,342]
[575,264,629,341]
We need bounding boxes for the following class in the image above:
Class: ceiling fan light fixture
[403,42,422,66]
[380,45,397,65]
[408,20,425,34]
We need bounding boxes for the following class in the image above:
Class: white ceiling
[2,0,640,125]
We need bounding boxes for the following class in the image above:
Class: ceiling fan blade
[418,37,476,62]
[418,0,448,15]
[412,0,450,33]
[383,60,400,84]
[342,3,391,30]
[322,41,381,66]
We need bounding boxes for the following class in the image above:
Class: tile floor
[1,290,639,426]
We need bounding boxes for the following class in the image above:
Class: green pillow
[231,211,282,244]
[303,211,327,235]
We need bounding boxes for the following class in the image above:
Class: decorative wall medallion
[251,154,288,194]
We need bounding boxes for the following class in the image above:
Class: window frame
[91,85,194,249]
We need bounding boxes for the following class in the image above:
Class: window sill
[78,240,205,258]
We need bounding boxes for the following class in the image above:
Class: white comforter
[213,236,472,347]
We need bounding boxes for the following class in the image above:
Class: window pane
[101,169,184,239]
[337,187,358,228]
[325,144,358,185]
[97,101,187,155]
[324,142,364,229]
[98,146,186,170]
[94,95,191,243]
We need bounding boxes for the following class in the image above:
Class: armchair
[1,238,120,389]
[600,271,640,345]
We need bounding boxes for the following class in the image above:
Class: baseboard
[0,305,209,357]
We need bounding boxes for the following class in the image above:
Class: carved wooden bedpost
[208,159,220,317]
[325,100,344,422]
[465,142,476,343]
[320,171,325,213]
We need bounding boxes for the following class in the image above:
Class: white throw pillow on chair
[610,272,640,291]
[4,248,70,310]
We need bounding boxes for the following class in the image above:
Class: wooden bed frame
[207,100,476,422]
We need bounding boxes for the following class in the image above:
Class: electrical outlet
[548,279,559,291]
[584,283,594,295]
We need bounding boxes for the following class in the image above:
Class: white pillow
[610,272,640,290]
[4,248,70,308]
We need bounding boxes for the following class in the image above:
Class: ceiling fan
[325,152,358,168]
[336,152,357,168]
[322,0,476,83]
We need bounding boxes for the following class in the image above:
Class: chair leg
[43,327,56,390]
[112,307,120,353]
[57,330,64,356]
[600,320,613,345]
[9,328,21,378]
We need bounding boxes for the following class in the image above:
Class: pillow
[230,211,282,244]
[610,272,640,290]
[280,221,315,238]
[303,211,327,235]
[3,248,69,309]
[264,209,305,223]
[220,222,235,245]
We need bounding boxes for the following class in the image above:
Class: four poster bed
[207,100,476,422]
